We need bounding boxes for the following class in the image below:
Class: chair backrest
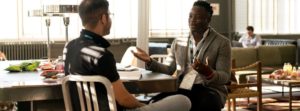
[120,46,137,67]
[61,75,117,111]
[226,59,238,85]
[230,61,262,93]
[227,61,263,111]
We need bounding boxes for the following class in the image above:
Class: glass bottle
[287,63,293,75]
[55,56,64,73]
[283,63,287,72]
[291,66,297,79]
[297,67,300,79]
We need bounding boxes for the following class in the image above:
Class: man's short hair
[193,1,213,17]
[79,0,109,28]
[246,26,254,31]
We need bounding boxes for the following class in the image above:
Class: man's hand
[131,47,151,63]
[192,57,214,79]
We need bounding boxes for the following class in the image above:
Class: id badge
[179,70,197,90]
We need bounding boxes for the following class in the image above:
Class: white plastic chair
[61,75,117,111]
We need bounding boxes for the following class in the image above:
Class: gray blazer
[147,28,231,107]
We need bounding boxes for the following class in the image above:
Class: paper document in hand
[119,70,142,80]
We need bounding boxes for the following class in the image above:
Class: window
[108,0,138,39]
[0,0,18,40]
[150,0,193,38]
[0,0,194,41]
[235,0,300,34]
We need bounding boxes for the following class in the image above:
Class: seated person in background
[63,0,191,111]
[238,26,262,48]
[0,51,7,61]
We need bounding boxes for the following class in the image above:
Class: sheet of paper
[179,70,197,90]
[119,70,142,80]
[116,64,138,71]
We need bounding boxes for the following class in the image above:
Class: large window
[0,0,18,40]
[0,0,194,41]
[235,0,300,34]
[150,0,193,38]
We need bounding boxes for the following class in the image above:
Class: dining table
[0,60,177,111]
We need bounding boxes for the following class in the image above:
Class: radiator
[0,42,48,60]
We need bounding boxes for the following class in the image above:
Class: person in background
[238,26,262,48]
[63,0,191,111]
[131,1,231,111]
[0,51,7,61]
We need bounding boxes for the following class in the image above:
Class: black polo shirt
[63,29,122,111]
[64,29,120,82]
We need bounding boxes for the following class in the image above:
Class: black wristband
[146,58,153,66]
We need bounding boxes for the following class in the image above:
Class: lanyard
[188,29,210,64]
[189,38,202,64]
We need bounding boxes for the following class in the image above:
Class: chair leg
[257,96,262,111]
[247,97,250,105]
[282,85,285,96]
[227,99,231,111]
[233,99,236,111]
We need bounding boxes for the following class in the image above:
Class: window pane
[234,0,248,33]
[261,0,274,34]
[291,0,300,33]
[248,0,262,33]
[150,0,192,37]
[150,0,167,37]
[235,0,299,34]
[108,0,138,39]
[277,0,289,34]
[23,0,81,41]
[0,0,18,40]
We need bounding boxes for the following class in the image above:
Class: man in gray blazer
[132,1,231,111]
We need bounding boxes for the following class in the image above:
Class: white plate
[43,78,57,83]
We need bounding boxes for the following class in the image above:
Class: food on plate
[5,65,22,72]
[269,69,287,79]
[40,70,59,78]
[21,61,40,71]
[269,69,299,80]
[5,61,40,72]
[39,63,54,70]
[43,78,57,83]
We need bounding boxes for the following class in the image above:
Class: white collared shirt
[190,29,210,58]
[189,28,210,84]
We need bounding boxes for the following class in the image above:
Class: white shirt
[188,28,209,84]
[238,34,262,48]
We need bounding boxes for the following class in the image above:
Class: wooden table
[0,61,177,110]
[257,75,300,111]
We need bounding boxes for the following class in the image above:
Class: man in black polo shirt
[63,0,191,111]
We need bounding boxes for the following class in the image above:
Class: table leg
[282,85,285,96]
[31,101,34,111]
[289,86,292,111]
[17,101,31,111]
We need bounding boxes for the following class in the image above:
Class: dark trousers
[150,84,222,111]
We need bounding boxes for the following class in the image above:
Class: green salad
[5,61,40,72]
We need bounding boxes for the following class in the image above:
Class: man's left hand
[192,57,213,78]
